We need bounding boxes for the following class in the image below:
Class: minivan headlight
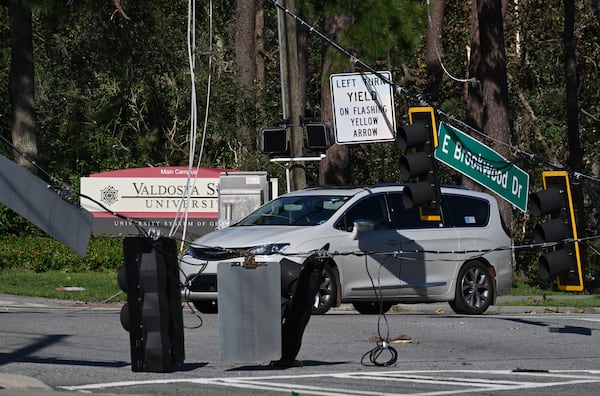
[246,243,290,255]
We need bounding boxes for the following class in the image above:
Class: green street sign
[435,121,530,212]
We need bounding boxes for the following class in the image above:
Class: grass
[498,276,600,308]
[0,268,125,303]
[0,268,599,308]
[496,295,600,308]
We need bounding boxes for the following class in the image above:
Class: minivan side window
[336,195,390,232]
[387,192,440,229]
[442,194,490,227]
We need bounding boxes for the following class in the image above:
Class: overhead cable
[267,0,599,184]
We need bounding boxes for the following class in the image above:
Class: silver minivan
[179,185,513,315]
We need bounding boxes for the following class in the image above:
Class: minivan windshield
[235,195,350,226]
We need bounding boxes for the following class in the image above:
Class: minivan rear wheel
[449,261,494,315]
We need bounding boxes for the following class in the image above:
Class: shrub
[0,235,123,272]
[0,204,35,235]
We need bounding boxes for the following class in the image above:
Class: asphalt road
[1,294,600,395]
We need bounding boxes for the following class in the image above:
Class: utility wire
[267,0,599,184]
[426,0,476,85]
[169,0,215,254]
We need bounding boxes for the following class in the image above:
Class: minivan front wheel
[449,261,494,315]
[312,263,338,315]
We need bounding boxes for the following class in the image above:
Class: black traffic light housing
[259,127,289,155]
[304,122,333,151]
[273,245,329,366]
[117,236,185,372]
[259,119,333,157]
[529,170,584,291]
[396,106,441,221]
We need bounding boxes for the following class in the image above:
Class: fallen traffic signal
[529,171,584,291]
[117,236,185,372]
[396,106,441,221]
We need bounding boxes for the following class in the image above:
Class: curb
[0,373,52,391]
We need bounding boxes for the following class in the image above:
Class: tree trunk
[278,0,306,190]
[319,13,352,186]
[466,0,483,134]
[235,0,257,144]
[8,0,37,173]
[255,0,265,87]
[563,0,582,173]
[424,0,446,101]
[563,0,587,263]
[466,0,512,227]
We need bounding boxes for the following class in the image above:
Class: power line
[268,0,599,185]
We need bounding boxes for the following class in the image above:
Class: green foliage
[323,0,426,71]
[0,268,123,302]
[0,235,123,273]
[0,204,35,235]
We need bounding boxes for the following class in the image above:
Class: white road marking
[60,369,600,395]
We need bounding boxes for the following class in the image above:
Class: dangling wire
[426,0,476,85]
[268,0,600,183]
[170,0,214,253]
[360,255,398,367]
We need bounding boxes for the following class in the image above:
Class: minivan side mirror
[351,219,374,240]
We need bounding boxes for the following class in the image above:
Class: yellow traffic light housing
[396,107,441,222]
[529,170,583,291]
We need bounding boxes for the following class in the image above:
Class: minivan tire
[312,263,338,315]
[449,261,494,315]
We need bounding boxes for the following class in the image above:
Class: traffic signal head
[396,120,434,185]
[259,127,289,154]
[396,107,441,221]
[529,171,583,291]
[305,122,333,150]
[118,237,185,372]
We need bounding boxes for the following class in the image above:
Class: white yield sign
[330,71,396,144]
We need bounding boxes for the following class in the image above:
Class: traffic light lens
[117,265,128,292]
[533,218,569,243]
[402,183,435,209]
[396,123,428,151]
[399,152,432,180]
[529,187,563,217]
[120,303,130,332]
[539,249,573,279]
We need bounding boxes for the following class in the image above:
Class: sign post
[434,122,530,212]
[330,71,396,144]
